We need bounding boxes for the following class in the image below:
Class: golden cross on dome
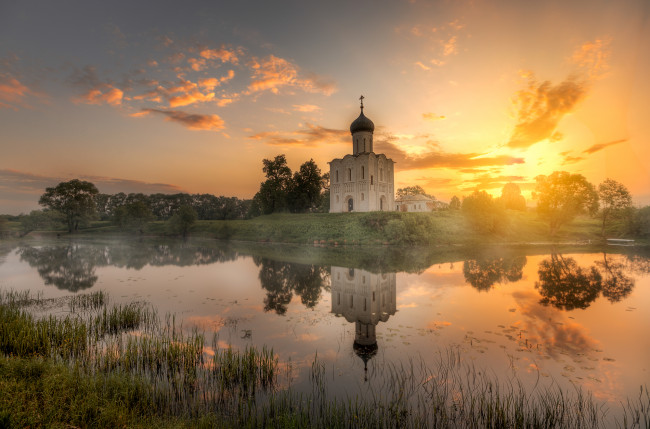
[359,95,364,110]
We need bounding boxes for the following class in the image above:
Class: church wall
[329,153,395,213]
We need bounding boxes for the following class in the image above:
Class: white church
[329,97,395,213]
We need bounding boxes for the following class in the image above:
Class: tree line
[455,171,649,237]
[16,179,252,236]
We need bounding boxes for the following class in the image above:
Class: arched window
[371,175,374,185]
[361,166,365,179]
[336,170,339,183]
[380,168,383,181]
[363,137,366,152]
[347,168,352,181]
[361,193,364,201]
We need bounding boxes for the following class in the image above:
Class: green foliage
[255,154,293,214]
[535,171,598,236]
[499,183,526,211]
[396,185,435,200]
[39,179,99,233]
[598,178,633,236]
[462,190,507,233]
[288,159,323,213]
[384,213,437,245]
[18,210,65,235]
[449,195,461,210]
[168,205,198,237]
[113,201,155,233]
[628,206,650,237]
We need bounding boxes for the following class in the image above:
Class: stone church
[329,97,395,213]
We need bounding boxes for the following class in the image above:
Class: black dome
[350,110,375,134]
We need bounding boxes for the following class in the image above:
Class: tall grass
[1,289,648,428]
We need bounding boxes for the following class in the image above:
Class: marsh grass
[1,289,648,428]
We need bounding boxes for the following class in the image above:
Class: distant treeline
[94,192,251,221]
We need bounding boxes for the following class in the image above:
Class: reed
[1,289,648,428]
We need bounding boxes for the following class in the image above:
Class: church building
[329,97,395,213]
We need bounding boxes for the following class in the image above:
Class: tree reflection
[535,253,636,310]
[254,257,329,315]
[536,254,602,310]
[463,256,527,291]
[18,239,239,292]
[19,245,106,292]
[595,253,634,303]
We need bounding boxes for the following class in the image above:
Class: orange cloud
[198,70,235,90]
[377,136,525,170]
[188,57,206,71]
[0,75,39,109]
[442,36,458,56]
[200,47,239,64]
[293,104,320,112]
[571,38,611,79]
[248,123,348,146]
[77,86,124,106]
[507,75,587,149]
[247,55,337,95]
[136,108,225,131]
[582,138,627,154]
[415,61,431,71]
[422,112,445,121]
[168,90,215,108]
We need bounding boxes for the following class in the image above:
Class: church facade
[329,97,395,213]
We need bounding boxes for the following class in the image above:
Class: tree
[534,171,598,236]
[113,201,155,233]
[461,190,506,233]
[449,195,461,210]
[255,155,293,214]
[396,185,435,200]
[499,183,526,211]
[288,159,323,213]
[168,205,197,237]
[18,210,65,236]
[39,179,99,233]
[598,178,632,236]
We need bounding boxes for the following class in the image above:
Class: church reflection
[330,266,396,380]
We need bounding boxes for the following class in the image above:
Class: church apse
[330,266,397,379]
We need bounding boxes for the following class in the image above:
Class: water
[1,237,648,419]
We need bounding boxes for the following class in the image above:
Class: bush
[385,214,436,245]
[462,191,507,233]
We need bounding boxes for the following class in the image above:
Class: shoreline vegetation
[4,210,648,248]
[1,290,648,428]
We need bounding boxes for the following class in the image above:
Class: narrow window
[362,166,365,179]
[364,298,367,311]
[372,291,376,301]
[380,168,383,181]
[350,295,353,308]
[363,137,366,152]
[337,293,340,305]
[361,193,364,201]
[336,170,339,183]
[371,175,374,185]
[348,168,352,181]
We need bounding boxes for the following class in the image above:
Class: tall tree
[39,179,99,232]
[534,171,598,235]
[449,195,461,210]
[499,183,526,211]
[168,205,197,237]
[598,178,632,236]
[461,190,506,233]
[255,155,293,214]
[288,159,323,212]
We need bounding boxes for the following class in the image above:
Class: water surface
[1,237,648,419]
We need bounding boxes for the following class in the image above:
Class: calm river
[1,237,648,421]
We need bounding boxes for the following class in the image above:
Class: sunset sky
[1,0,649,214]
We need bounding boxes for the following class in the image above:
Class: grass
[1,289,649,427]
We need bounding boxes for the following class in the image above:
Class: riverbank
[22,210,640,247]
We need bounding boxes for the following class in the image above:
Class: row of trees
[250,155,329,216]
[459,171,640,236]
[21,179,251,235]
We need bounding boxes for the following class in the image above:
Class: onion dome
[350,95,374,134]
